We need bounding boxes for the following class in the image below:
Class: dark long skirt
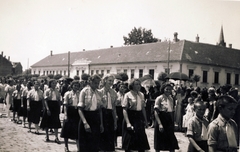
[100,108,115,151]
[18,97,27,117]
[27,100,42,124]
[13,99,21,112]
[122,110,150,151]
[154,111,179,150]
[116,106,123,137]
[78,110,101,152]
[40,100,61,129]
[60,106,80,140]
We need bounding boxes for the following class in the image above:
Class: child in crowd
[187,101,209,152]
[207,95,238,152]
[182,97,195,132]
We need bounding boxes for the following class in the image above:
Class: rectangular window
[39,71,41,75]
[64,71,66,76]
[235,74,239,85]
[50,71,52,74]
[202,71,208,83]
[189,69,194,78]
[76,70,79,76]
[227,73,231,84]
[60,71,62,75]
[56,71,58,74]
[139,69,143,78]
[101,70,104,75]
[96,70,99,74]
[214,72,219,84]
[131,69,135,79]
[53,71,55,75]
[82,70,84,74]
[91,70,94,75]
[34,71,36,74]
[149,69,154,79]
[47,71,49,75]
[43,71,45,75]
[124,69,127,73]
[107,70,110,74]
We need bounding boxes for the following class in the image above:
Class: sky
[0,0,240,70]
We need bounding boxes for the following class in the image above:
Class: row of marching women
[0,75,239,152]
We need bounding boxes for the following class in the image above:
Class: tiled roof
[31,40,240,69]
[182,41,240,69]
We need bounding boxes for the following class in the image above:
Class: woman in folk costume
[122,78,150,152]
[77,74,104,152]
[40,79,62,144]
[99,74,118,152]
[27,81,43,134]
[60,80,81,152]
[154,83,179,152]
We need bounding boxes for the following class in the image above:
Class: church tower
[218,25,226,47]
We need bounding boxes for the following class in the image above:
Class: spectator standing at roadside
[208,95,238,152]
[174,86,186,132]
[187,101,209,152]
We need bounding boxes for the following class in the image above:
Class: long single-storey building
[31,30,240,89]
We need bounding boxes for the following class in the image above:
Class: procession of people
[0,73,239,152]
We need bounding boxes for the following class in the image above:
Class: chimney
[1,51,3,56]
[229,44,232,49]
[8,56,10,60]
[50,50,53,56]
[110,45,113,48]
[173,32,179,42]
[196,34,199,43]
[83,49,85,51]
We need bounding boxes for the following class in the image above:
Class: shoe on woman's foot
[54,138,61,144]
[45,137,50,142]
[65,147,70,152]
[34,131,39,135]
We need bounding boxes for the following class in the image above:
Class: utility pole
[167,40,170,74]
[68,51,70,77]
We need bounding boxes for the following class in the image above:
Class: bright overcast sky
[0,0,239,70]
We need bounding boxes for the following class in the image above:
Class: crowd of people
[0,74,239,152]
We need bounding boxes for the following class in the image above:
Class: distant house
[31,29,240,89]
[0,52,23,77]
[12,62,23,75]
[0,52,12,77]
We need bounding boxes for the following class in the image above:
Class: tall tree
[123,27,159,45]
[190,74,201,86]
